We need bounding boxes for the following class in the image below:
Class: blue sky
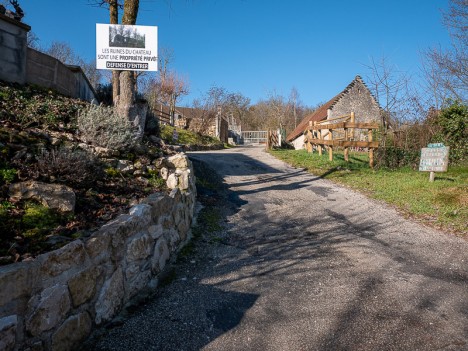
[17,0,450,106]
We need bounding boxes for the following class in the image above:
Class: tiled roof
[286,75,379,141]
[286,95,339,142]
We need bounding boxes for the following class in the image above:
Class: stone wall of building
[0,154,196,351]
[329,79,381,124]
[0,14,30,85]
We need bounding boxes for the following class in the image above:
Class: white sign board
[96,23,158,71]
[419,144,450,172]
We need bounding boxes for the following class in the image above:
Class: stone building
[287,76,382,149]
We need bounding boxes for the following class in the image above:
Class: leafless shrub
[37,148,104,187]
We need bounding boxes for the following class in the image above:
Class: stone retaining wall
[0,155,196,351]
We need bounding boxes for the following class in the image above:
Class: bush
[375,147,420,170]
[78,105,137,150]
[431,100,467,163]
[37,147,104,187]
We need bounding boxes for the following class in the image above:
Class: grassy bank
[270,149,468,236]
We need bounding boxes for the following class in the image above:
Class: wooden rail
[303,112,380,168]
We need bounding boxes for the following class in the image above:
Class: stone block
[125,265,151,299]
[39,240,86,278]
[166,173,178,189]
[26,285,71,336]
[167,229,181,251]
[152,238,169,273]
[126,233,153,263]
[159,215,174,229]
[51,312,92,351]
[84,232,111,264]
[95,268,124,325]
[177,169,191,191]
[166,153,190,169]
[148,195,173,223]
[0,315,17,351]
[0,261,37,308]
[68,267,100,307]
[128,204,152,229]
[159,167,169,180]
[148,224,163,240]
[9,181,76,213]
[169,188,181,202]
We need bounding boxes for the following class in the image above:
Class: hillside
[0,81,220,265]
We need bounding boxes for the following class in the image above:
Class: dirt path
[90,146,468,351]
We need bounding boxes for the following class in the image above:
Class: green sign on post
[419,144,449,182]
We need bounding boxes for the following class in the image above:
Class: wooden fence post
[344,126,349,162]
[329,128,333,161]
[368,128,374,168]
[318,128,322,156]
[307,121,313,153]
[350,111,355,141]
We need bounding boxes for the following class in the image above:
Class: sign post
[419,143,450,182]
[96,23,158,72]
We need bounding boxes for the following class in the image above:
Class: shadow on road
[90,149,468,350]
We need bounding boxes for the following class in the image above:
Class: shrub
[78,105,137,150]
[375,147,420,170]
[431,100,467,163]
[37,147,104,187]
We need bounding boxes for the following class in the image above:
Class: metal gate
[240,131,268,144]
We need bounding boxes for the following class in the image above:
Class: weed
[148,173,166,189]
[22,202,62,238]
[0,167,16,185]
[105,167,120,178]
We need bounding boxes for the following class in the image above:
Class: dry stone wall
[0,154,196,351]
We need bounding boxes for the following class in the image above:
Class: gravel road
[89,145,468,351]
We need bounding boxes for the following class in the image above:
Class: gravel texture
[87,145,468,351]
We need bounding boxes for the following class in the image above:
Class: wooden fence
[304,112,380,168]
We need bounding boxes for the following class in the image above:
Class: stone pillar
[0,13,30,84]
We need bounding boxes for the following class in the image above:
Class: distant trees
[43,41,103,89]
[240,89,315,134]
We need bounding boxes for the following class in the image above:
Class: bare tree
[289,87,300,128]
[43,41,102,89]
[187,86,227,134]
[224,92,250,128]
[424,0,467,103]
[364,55,415,129]
[27,31,40,49]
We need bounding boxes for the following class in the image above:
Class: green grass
[270,149,468,236]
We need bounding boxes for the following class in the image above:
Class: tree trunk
[109,0,120,103]
[118,0,139,110]
[115,1,146,139]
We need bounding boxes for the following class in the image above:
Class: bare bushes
[78,105,137,150]
[37,148,104,187]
